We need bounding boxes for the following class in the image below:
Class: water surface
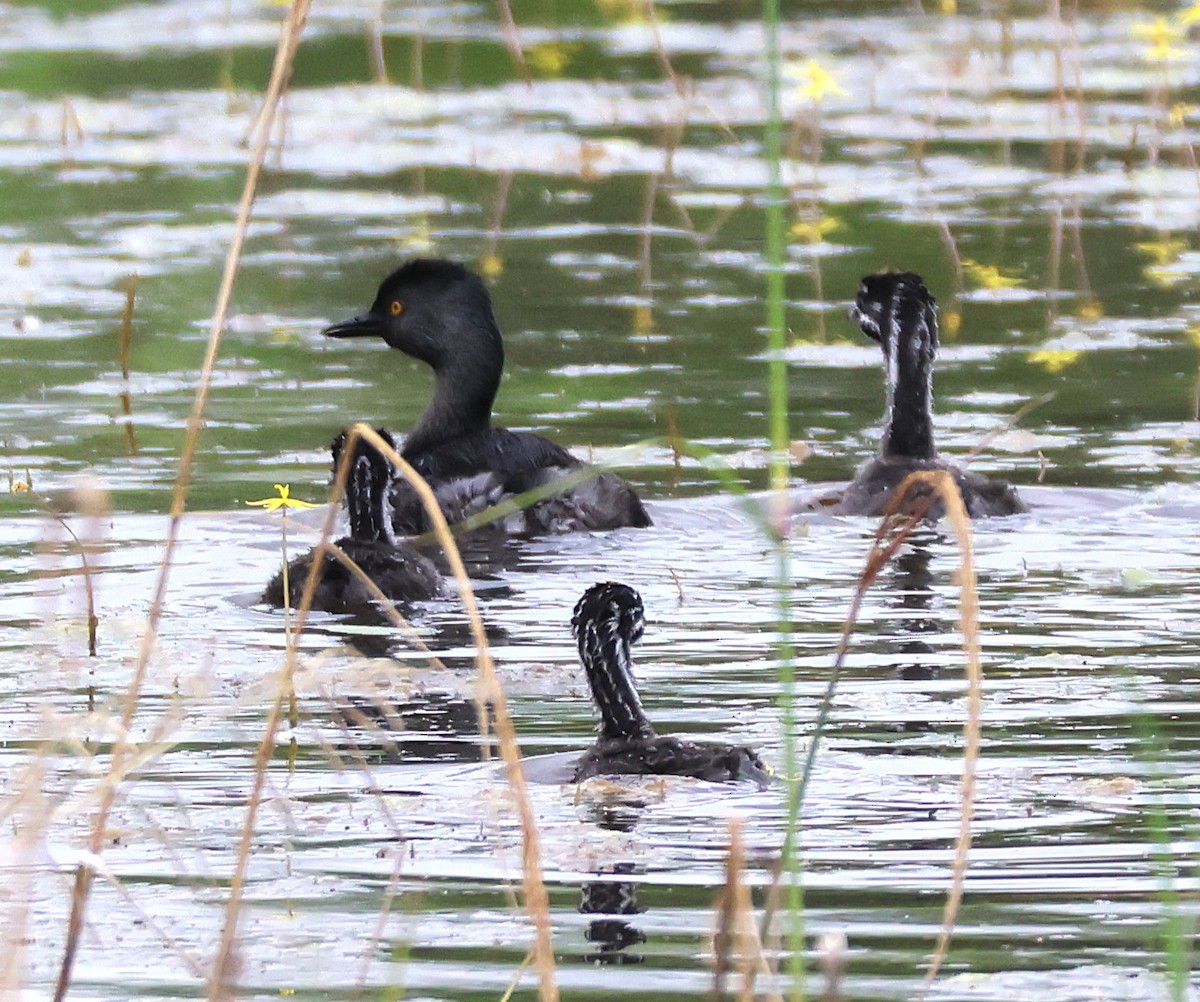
[3,0,1200,998]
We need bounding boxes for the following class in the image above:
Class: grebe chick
[261,429,442,613]
[323,259,652,535]
[571,582,770,786]
[837,271,1028,519]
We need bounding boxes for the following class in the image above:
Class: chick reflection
[580,862,647,964]
[577,800,648,965]
[890,535,939,685]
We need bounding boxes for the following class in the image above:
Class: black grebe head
[323,259,505,450]
[852,270,938,462]
[852,271,938,357]
[572,582,652,742]
[331,427,397,545]
[572,582,646,648]
[323,259,502,371]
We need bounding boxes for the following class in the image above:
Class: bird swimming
[837,271,1028,518]
[571,582,770,786]
[322,259,652,535]
[261,428,442,612]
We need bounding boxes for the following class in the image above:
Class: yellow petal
[789,214,842,243]
[246,484,318,511]
[1134,238,1185,265]
[962,259,1023,290]
[1028,348,1082,374]
[1168,103,1193,129]
[787,58,847,103]
[479,252,504,279]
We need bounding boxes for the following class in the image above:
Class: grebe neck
[577,614,654,742]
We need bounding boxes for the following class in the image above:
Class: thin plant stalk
[256,424,559,1001]
[362,425,559,1001]
[51,4,312,1000]
[761,0,803,997]
[1130,714,1193,1002]
[764,472,982,991]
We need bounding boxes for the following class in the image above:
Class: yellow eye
[390,300,404,316]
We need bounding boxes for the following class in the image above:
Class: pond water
[4,0,1200,998]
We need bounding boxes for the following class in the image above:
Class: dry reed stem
[712,820,740,999]
[354,847,407,993]
[962,393,1054,465]
[494,0,530,85]
[45,512,100,656]
[760,472,981,995]
[713,819,779,1002]
[644,0,685,97]
[359,425,559,1001]
[499,949,535,1002]
[51,0,313,997]
[755,492,931,992]
[208,414,391,995]
[902,475,981,987]
[227,422,557,999]
[117,274,139,454]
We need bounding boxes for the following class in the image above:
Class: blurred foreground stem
[762,0,805,998]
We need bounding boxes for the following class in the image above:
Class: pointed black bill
[323,313,385,339]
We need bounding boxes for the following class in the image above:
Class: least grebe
[571,582,770,786]
[837,271,1028,518]
[323,260,652,534]
[261,428,442,612]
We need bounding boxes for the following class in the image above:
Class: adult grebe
[838,271,1028,518]
[323,260,652,534]
[571,582,770,786]
[261,428,442,612]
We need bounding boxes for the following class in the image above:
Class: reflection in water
[889,536,939,687]
[577,799,649,965]
[580,862,647,965]
[333,691,482,764]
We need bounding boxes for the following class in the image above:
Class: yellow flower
[247,484,319,512]
[479,252,504,279]
[1168,103,1194,129]
[786,59,848,103]
[962,259,1023,290]
[1029,348,1082,374]
[1185,324,1200,349]
[1135,236,1186,265]
[1077,300,1104,320]
[1179,2,1200,27]
[397,218,434,254]
[632,304,654,335]
[527,41,580,77]
[789,213,841,243]
[940,0,957,12]
[1130,17,1186,61]
[942,309,962,339]
[1145,265,1185,288]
